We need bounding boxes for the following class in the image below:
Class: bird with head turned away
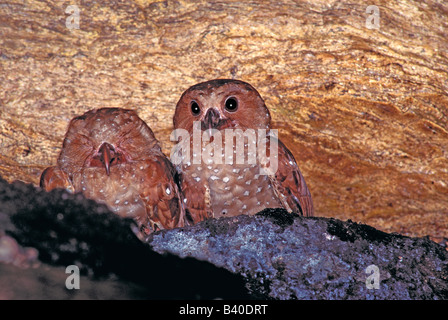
[40,108,186,235]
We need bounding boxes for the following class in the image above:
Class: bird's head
[173,79,272,134]
[58,108,160,176]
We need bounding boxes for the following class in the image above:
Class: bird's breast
[72,163,149,219]
[183,161,282,218]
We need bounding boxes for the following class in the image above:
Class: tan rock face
[1,1,447,240]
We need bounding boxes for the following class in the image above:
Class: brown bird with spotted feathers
[40,108,186,234]
[173,79,314,224]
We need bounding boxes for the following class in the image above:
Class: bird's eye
[191,101,201,116]
[225,97,238,112]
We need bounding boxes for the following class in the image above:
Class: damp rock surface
[0,177,250,300]
[1,177,447,299]
[148,209,448,299]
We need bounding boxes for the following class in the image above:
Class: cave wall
[0,0,447,240]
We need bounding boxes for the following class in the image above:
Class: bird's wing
[139,155,187,230]
[268,138,314,217]
[40,166,75,193]
[177,167,212,225]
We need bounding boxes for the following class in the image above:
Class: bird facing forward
[40,108,186,234]
[173,79,314,224]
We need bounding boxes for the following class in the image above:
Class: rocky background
[1,0,447,242]
[1,178,447,300]
[0,178,251,299]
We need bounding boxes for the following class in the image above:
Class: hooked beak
[98,142,114,176]
[201,108,221,136]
